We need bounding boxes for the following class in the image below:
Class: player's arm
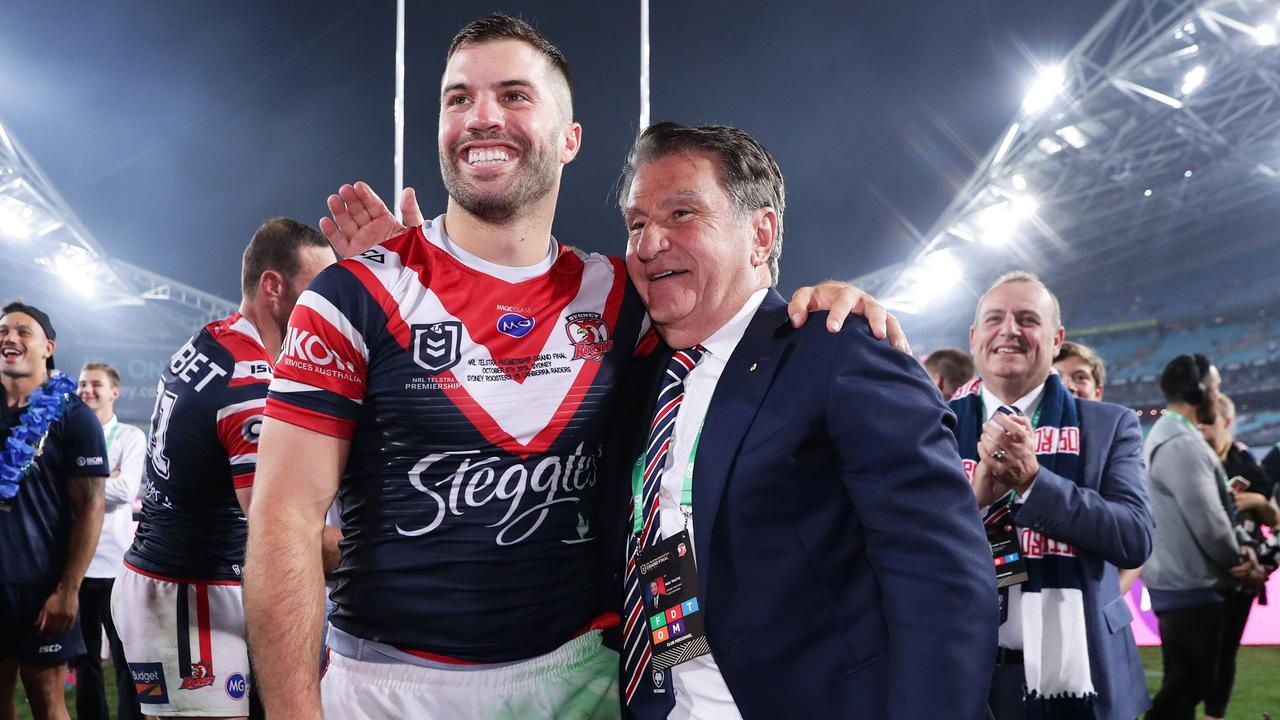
[39,474,105,634]
[787,280,909,352]
[245,417,348,719]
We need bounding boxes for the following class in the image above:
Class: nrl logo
[565,312,612,362]
[411,322,462,374]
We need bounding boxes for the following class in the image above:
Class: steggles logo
[395,442,600,546]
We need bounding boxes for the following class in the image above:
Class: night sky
[1,0,1113,301]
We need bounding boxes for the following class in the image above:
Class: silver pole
[640,0,650,129]
[393,0,406,221]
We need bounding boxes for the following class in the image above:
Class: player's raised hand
[320,182,425,259]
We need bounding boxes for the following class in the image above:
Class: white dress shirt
[653,287,767,720]
[88,415,146,579]
[980,382,1045,651]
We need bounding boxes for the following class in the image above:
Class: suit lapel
[692,290,791,593]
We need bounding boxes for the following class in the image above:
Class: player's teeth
[467,148,512,165]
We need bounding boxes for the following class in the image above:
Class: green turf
[11,648,1280,718]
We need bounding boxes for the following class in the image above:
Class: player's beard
[440,130,558,224]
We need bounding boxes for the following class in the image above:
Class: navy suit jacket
[986,397,1154,720]
[608,291,997,719]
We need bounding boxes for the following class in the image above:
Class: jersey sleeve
[266,262,374,440]
[217,378,268,490]
[61,399,110,479]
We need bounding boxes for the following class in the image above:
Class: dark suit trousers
[1146,602,1224,720]
[74,577,142,720]
[988,660,1026,720]
[1204,590,1255,717]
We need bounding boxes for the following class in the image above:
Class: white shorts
[321,630,621,720]
[111,564,251,717]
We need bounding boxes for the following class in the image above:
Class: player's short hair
[974,270,1062,329]
[1055,340,1106,388]
[619,122,786,286]
[448,14,574,116]
[923,348,974,394]
[80,362,121,389]
[240,218,330,300]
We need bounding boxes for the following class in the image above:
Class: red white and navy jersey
[125,313,272,583]
[265,217,646,663]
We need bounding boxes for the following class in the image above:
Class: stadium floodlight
[1180,65,1207,95]
[1022,64,1066,115]
[908,249,961,306]
[1255,24,1277,46]
[1055,124,1090,149]
[52,246,98,298]
[0,197,36,240]
[1037,137,1066,155]
[1012,173,1028,192]
[976,194,1038,247]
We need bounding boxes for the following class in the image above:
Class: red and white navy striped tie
[622,345,705,706]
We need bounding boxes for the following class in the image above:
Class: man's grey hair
[619,122,785,286]
[974,270,1062,328]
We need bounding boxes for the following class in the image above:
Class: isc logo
[497,312,535,338]
[283,328,356,372]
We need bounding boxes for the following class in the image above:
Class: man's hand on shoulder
[320,182,425,259]
[786,280,909,353]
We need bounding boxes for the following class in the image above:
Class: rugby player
[112,219,336,719]
[0,303,108,720]
[246,15,900,719]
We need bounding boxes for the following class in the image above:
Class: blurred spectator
[1199,393,1277,720]
[75,362,146,720]
[1142,354,1263,720]
[1054,340,1106,401]
[923,347,974,401]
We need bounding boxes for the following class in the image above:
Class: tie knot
[999,404,1022,417]
[668,345,705,380]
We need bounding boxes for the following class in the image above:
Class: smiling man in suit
[610,122,997,719]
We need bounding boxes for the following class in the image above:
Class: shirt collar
[697,288,770,360]
[103,414,118,431]
[980,381,1046,422]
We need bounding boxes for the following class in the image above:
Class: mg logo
[411,322,462,374]
[496,312,535,338]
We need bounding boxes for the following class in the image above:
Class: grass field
[12,647,1280,718]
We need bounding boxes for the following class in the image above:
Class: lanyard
[104,418,121,451]
[631,427,702,535]
[1165,410,1232,492]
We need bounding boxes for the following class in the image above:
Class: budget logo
[496,312,535,338]
[130,662,169,704]
[565,312,612,361]
[411,322,462,374]
[225,672,248,700]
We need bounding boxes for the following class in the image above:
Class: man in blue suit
[955,271,1153,720]
[609,122,997,719]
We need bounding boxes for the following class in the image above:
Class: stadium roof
[863,0,1280,332]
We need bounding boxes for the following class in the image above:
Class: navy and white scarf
[952,373,1096,719]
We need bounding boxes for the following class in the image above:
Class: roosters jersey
[265,217,646,662]
[125,313,272,583]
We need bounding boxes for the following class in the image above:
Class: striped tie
[622,345,705,707]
